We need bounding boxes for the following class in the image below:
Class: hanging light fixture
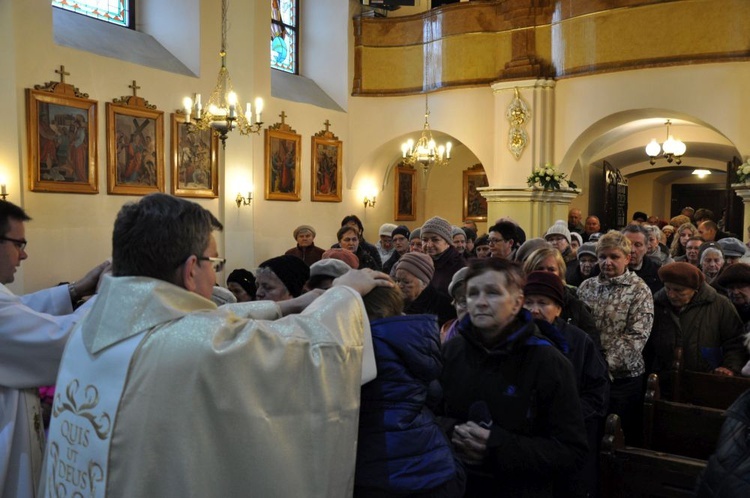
[645,120,686,165]
[692,169,711,179]
[400,94,452,173]
[182,0,263,147]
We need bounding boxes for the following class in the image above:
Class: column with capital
[479,79,579,234]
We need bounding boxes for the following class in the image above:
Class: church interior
[2,0,750,295]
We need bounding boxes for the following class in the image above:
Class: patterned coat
[577,270,654,379]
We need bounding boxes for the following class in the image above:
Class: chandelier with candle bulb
[400,95,452,173]
[181,0,263,147]
[645,120,686,165]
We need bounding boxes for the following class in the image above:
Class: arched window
[271,0,298,74]
[51,0,134,29]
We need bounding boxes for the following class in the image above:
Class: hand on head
[333,269,394,296]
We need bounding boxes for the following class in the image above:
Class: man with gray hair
[41,193,390,497]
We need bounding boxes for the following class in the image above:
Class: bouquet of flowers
[527,163,578,190]
[736,160,750,184]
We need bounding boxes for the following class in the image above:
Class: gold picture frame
[265,114,301,201]
[26,79,98,194]
[170,113,219,198]
[311,124,342,202]
[463,164,488,221]
[395,164,417,221]
[106,90,164,196]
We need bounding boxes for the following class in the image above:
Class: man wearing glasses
[41,193,390,498]
[0,200,108,498]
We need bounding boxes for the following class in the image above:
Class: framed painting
[26,87,98,193]
[170,113,219,198]
[265,120,301,201]
[311,127,342,202]
[395,164,416,221]
[106,96,164,195]
[463,164,489,221]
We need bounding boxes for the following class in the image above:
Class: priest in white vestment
[40,193,385,498]
[0,200,108,498]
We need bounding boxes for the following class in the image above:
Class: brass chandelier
[400,95,452,173]
[182,0,263,147]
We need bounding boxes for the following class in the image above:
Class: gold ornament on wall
[506,87,529,160]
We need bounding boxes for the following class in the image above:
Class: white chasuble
[40,276,372,498]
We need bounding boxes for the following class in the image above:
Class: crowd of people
[3,195,750,497]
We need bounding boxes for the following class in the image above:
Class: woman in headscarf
[522,247,601,349]
[392,252,455,327]
[226,268,256,302]
[255,255,310,302]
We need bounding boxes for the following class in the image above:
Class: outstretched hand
[332,268,394,296]
[73,260,111,298]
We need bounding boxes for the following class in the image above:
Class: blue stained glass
[271,28,296,73]
[52,0,131,28]
[271,0,297,73]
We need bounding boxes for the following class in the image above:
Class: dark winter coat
[695,388,750,497]
[562,287,602,351]
[632,256,664,295]
[440,311,588,497]
[284,244,325,266]
[430,246,466,296]
[404,285,457,327]
[646,283,748,374]
[356,315,459,493]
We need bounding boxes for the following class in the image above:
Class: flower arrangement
[736,160,750,184]
[527,163,578,191]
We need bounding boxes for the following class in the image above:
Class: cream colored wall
[1,0,358,293]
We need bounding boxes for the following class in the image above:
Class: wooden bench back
[600,413,706,497]
[643,374,726,460]
[666,347,750,409]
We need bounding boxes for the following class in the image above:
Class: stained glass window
[52,0,133,29]
[271,0,298,74]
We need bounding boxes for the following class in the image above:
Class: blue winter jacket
[355,314,458,493]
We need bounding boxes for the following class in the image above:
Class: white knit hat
[379,223,398,237]
[544,220,571,245]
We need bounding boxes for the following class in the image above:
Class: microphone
[468,400,492,429]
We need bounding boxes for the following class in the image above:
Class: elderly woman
[255,255,310,302]
[337,225,381,271]
[392,252,455,326]
[304,258,351,291]
[670,222,698,259]
[646,262,747,376]
[355,285,464,497]
[644,224,674,266]
[577,230,654,445]
[567,242,598,287]
[523,247,601,349]
[523,271,609,497]
[440,258,587,497]
[474,235,491,258]
[700,243,725,284]
[440,267,469,344]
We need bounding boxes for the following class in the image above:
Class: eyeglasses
[197,256,226,273]
[0,236,27,251]
[488,238,506,245]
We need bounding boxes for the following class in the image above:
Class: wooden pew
[600,413,706,497]
[657,348,750,410]
[643,374,726,461]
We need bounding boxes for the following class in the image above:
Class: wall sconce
[0,184,7,201]
[363,194,376,208]
[236,192,252,207]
